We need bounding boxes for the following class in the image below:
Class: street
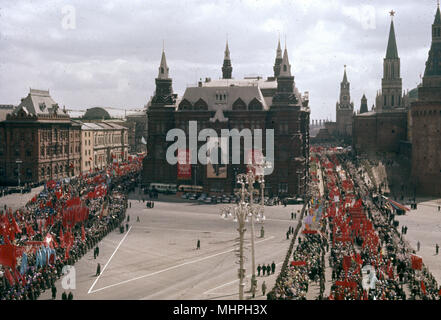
[38,191,301,300]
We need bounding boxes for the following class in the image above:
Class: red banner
[411,254,423,270]
[291,261,307,266]
[177,149,191,180]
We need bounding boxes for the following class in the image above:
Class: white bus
[177,185,203,194]
[149,183,177,194]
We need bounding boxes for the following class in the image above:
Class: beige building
[79,122,94,173]
[77,122,129,171]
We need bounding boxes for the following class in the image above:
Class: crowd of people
[0,158,142,300]
[269,146,441,300]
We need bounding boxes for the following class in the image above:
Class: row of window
[413,109,441,117]
[178,98,263,111]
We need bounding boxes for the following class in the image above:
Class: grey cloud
[0,0,438,119]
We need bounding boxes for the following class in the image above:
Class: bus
[177,185,203,194]
[148,183,177,194]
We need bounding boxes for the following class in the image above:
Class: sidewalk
[0,185,44,210]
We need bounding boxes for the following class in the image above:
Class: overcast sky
[0,0,438,120]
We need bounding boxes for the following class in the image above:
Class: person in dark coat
[271,261,276,274]
[51,285,57,300]
[196,239,200,250]
[67,292,73,300]
[257,264,261,276]
[96,263,101,276]
[262,264,266,276]
[127,215,130,222]
[61,292,67,300]
[262,281,267,296]
[266,264,271,276]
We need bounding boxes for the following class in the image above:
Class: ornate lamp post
[220,158,271,299]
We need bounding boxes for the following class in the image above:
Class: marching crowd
[0,161,141,300]
[269,147,440,300]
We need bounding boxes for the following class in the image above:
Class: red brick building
[352,14,409,156]
[411,5,441,196]
[0,89,81,185]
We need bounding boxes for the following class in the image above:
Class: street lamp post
[221,158,270,299]
[220,180,248,300]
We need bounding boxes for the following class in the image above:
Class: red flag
[4,268,15,286]
[421,281,426,295]
[59,228,64,248]
[81,224,85,242]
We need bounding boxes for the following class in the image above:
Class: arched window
[178,99,192,110]
[232,98,247,111]
[248,98,263,111]
[194,98,208,110]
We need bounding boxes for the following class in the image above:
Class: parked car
[204,197,212,204]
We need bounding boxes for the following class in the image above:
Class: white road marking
[87,226,132,294]
[202,261,283,295]
[133,225,236,235]
[89,236,275,294]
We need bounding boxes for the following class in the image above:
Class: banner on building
[177,149,192,180]
[246,149,264,176]
[206,137,227,179]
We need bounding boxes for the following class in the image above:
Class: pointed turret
[222,40,232,79]
[360,94,368,114]
[342,65,348,84]
[152,47,175,106]
[158,50,169,79]
[273,38,283,77]
[435,2,441,24]
[419,3,441,101]
[379,11,402,111]
[338,65,352,109]
[279,46,292,77]
[386,18,399,59]
[272,43,298,106]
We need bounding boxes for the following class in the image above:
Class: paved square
[39,193,301,300]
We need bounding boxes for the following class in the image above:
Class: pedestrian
[129,202,131,208]
[93,248,97,259]
[260,226,265,238]
[286,231,290,240]
[127,215,130,222]
[96,263,101,276]
[67,292,73,300]
[271,261,276,274]
[137,216,140,222]
[436,244,439,255]
[96,246,99,257]
[262,265,266,276]
[262,281,267,296]
[266,264,271,276]
[152,201,155,208]
[126,223,129,232]
[417,241,420,251]
[257,264,261,276]
[438,206,440,212]
[51,285,57,300]
[61,292,67,300]
[291,212,294,220]
[197,239,200,250]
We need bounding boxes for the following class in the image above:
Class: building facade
[78,122,129,171]
[411,5,441,196]
[353,14,409,156]
[0,89,81,185]
[142,41,310,197]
